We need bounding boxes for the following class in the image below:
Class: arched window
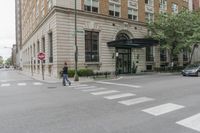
[116,33,130,40]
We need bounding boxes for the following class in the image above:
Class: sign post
[38,52,45,80]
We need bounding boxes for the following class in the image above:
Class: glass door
[116,48,131,74]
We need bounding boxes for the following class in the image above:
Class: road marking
[91,90,119,95]
[104,93,136,100]
[75,86,96,90]
[1,83,10,87]
[0,80,8,82]
[118,97,154,106]
[142,103,184,116]
[82,87,107,92]
[69,84,88,88]
[33,82,43,85]
[176,113,200,132]
[18,83,26,86]
[96,81,141,88]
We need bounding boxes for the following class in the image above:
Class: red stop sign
[38,52,45,60]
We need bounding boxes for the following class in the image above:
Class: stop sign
[38,52,45,60]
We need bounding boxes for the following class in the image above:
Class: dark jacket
[63,66,68,74]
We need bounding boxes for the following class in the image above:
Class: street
[0,69,200,133]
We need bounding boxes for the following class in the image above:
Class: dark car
[182,63,200,76]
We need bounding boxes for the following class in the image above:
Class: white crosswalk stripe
[1,83,10,87]
[82,87,107,92]
[104,93,135,100]
[75,86,96,90]
[176,113,200,132]
[69,84,88,88]
[142,103,184,116]
[17,83,26,86]
[118,97,154,106]
[91,90,119,95]
[33,82,43,85]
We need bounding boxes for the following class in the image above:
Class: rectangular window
[37,41,40,53]
[146,46,154,61]
[145,12,154,22]
[36,0,39,17]
[160,49,167,61]
[172,3,178,14]
[85,31,99,62]
[47,0,53,11]
[42,37,45,53]
[41,0,45,17]
[109,3,120,17]
[145,0,153,6]
[159,0,167,12]
[128,8,138,21]
[84,0,99,13]
[48,32,53,63]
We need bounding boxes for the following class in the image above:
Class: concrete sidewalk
[17,70,94,84]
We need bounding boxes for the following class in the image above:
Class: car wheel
[198,71,200,77]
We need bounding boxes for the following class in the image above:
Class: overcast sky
[0,0,15,60]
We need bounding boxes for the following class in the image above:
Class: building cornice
[22,6,147,47]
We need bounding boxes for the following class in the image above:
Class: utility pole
[74,0,79,81]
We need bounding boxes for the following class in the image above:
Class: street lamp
[74,0,79,81]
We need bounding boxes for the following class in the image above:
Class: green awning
[107,38,159,48]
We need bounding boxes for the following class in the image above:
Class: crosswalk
[0,82,43,87]
[70,84,200,132]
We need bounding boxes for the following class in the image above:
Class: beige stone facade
[19,0,190,79]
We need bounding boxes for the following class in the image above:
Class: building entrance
[116,48,131,74]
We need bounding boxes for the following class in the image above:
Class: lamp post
[74,0,79,81]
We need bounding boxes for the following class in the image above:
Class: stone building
[19,0,190,79]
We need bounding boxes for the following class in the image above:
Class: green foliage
[60,69,94,78]
[5,58,11,65]
[78,69,93,77]
[0,56,3,65]
[148,10,200,63]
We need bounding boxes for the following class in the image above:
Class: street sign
[38,52,45,60]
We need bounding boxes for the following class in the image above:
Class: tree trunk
[189,43,198,65]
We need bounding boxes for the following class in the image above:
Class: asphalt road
[0,69,200,133]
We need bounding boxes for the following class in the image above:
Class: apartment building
[15,0,22,68]
[19,0,189,79]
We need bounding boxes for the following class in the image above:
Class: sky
[0,0,15,60]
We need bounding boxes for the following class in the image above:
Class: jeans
[63,74,71,86]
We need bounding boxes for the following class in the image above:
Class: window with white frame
[41,0,45,17]
[159,0,167,12]
[128,8,138,21]
[172,3,178,14]
[36,0,39,18]
[47,0,53,11]
[84,0,99,13]
[109,3,120,17]
[145,12,154,22]
[145,0,153,6]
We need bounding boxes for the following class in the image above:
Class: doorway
[116,48,131,74]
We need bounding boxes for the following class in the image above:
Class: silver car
[182,63,200,76]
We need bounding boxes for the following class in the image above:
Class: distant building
[18,0,190,79]
[12,44,17,67]
[15,0,22,68]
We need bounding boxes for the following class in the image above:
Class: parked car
[181,63,200,76]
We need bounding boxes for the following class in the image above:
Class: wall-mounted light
[116,52,119,57]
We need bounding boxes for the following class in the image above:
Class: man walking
[63,62,71,86]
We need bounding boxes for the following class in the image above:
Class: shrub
[78,69,93,77]
[68,69,75,77]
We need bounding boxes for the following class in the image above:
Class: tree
[0,56,3,65]
[5,58,11,66]
[148,10,200,65]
